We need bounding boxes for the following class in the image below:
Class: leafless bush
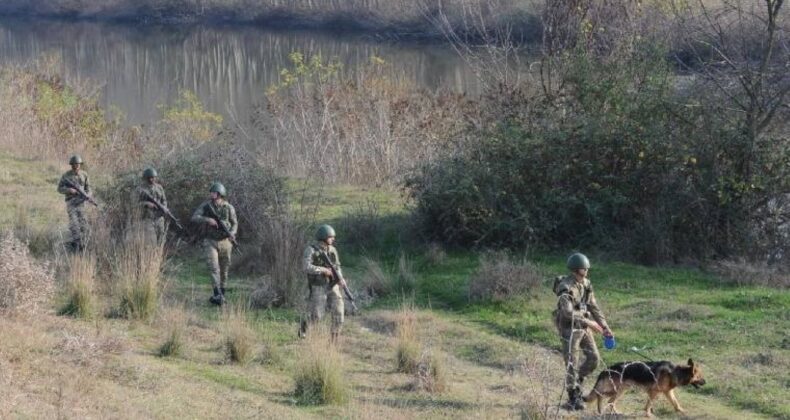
[518,353,564,420]
[257,216,309,307]
[259,53,476,185]
[249,275,283,309]
[0,231,56,315]
[468,252,542,302]
[711,259,789,288]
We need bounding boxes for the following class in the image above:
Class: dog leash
[628,346,654,361]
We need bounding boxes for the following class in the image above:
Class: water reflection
[0,18,478,125]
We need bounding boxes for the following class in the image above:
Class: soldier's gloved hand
[144,202,157,209]
[68,188,78,195]
[206,219,218,228]
[321,267,333,277]
[603,329,613,338]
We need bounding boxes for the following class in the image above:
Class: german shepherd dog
[583,359,706,417]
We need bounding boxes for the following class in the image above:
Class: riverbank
[0,0,541,43]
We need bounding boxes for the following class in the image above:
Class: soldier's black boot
[219,287,227,305]
[298,320,308,338]
[209,287,222,305]
[571,387,586,411]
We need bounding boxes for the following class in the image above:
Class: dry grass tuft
[223,302,257,365]
[293,327,348,405]
[158,306,188,357]
[395,302,420,374]
[114,226,166,320]
[468,251,543,303]
[58,253,97,318]
[424,243,447,265]
[0,230,56,314]
[359,257,391,298]
[409,351,448,393]
[395,253,417,295]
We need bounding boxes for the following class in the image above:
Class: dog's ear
[688,358,694,367]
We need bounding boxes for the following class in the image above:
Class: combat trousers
[560,326,600,393]
[66,202,88,250]
[144,217,166,244]
[203,238,232,289]
[308,283,344,334]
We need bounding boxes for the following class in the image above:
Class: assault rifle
[63,178,99,208]
[140,188,184,230]
[316,249,359,314]
[203,203,239,246]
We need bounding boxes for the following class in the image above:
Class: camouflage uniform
[191,200,237,292]
[303,242,344,335]
[553,275,610,399]
[137,182,168,242]
[57,169,91,251]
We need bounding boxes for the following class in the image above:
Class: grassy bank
[0,151,786,418]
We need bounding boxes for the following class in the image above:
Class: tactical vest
[307,244,339,287]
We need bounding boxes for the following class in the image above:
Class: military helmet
[69,154,83,165]
[315,224,336,241]
[209,182,227,197]
[567,253,591,270]
[142,167,158,179]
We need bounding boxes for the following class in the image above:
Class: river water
[0,18,478,125]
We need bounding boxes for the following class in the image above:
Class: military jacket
[57,169,91,205]
[138,182,167,220]
[191,200,237,241]
[303,242,343,287]
[553,275,609,331]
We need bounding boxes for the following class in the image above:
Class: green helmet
[142,167,158,179]
[567,253,591,270]
[69,155,83,165]
[209,182,227,197]
[315,224,336,241]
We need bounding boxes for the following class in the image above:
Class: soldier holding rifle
[299,224,354,342]
[191,182,238,305]
[57,154,95,252]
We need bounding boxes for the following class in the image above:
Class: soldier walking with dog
[57,154,94,252]
[299,224,348,342]
[137,167,168,243]
[553,252,614,411]
[191,182,237,305]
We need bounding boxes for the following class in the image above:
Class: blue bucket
[603,335,616,350]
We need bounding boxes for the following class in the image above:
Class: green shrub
[404,42,789,264]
